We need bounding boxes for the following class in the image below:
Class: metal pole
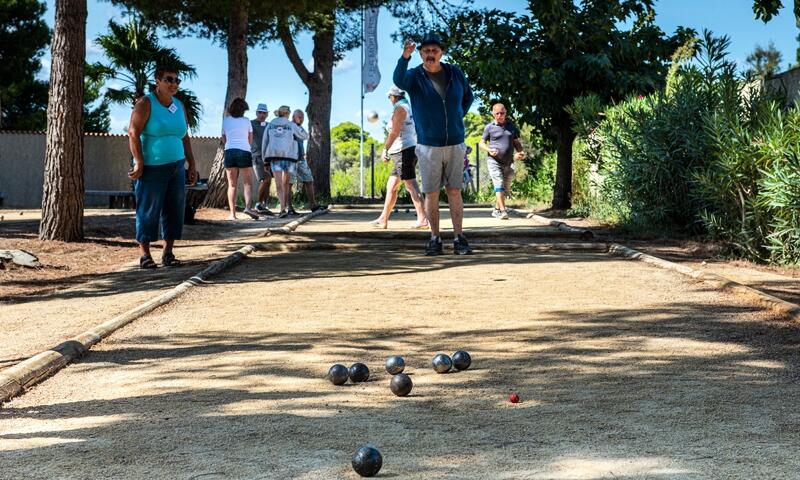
[359,7,365,197]
[475,143,480,193]
[370,143,375,199]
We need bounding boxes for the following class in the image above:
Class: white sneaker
[491,208,501,218]
[500,210,509,220]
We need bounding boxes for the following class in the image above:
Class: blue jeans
[135,160,186,243]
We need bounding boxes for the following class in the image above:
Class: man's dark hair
[155,65,178,80]
[228,98,249,118]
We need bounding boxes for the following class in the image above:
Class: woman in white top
[221,97,257,220]
[369,86,428,229]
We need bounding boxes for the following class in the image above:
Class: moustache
[426,56,435,62]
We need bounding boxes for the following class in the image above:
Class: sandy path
[0,212,292,370]
[2,214,799,478]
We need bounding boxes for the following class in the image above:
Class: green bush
[695,101,800,263]
[571,32,737,230]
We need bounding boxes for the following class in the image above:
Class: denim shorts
[270,158,298,176]
[134,160,185,243]
[487,158,514,193]
[224,148,253,169]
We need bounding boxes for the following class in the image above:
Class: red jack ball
[509,393,520,403]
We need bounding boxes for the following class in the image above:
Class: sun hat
[386,86,406,98]
[256,103,268,113]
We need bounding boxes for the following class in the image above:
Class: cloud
[335,56,356,73]
[86,40,103,57]
[39,57,51,77]
[109,114,129,134]
[298,53,356,74]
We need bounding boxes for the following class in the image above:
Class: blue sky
[40,0,797,137]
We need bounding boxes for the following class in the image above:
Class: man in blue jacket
[393,33,474,255]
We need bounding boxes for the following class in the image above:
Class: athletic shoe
[287,207,300,216]
[255,203,274,215]
[453,234,473,255]
[425,237,443,256]
[310,205,327,212]
[243,208,259,220]
[491,208,501,218]
[278,210,289,219]
[500,210,509,220]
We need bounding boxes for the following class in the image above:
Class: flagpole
[359,6,365,198]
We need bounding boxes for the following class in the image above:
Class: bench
[85,190,136,209]
[85,182,208,225]
[184,183,208,224]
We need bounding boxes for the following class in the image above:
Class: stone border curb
[264,207,330,235]
[607,243,800,321]
[0,209,329,404]
[256,241,606,253]
[524,212,595,240]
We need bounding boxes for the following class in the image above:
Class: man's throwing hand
[403,40,416,59]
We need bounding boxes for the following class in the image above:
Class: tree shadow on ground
[2,295,799,478]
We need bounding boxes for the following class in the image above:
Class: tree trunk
[39,0,86,241]
[202,1,249,208]
[306,27,334,199]
[278,13,335,199]
[551,120,576,210]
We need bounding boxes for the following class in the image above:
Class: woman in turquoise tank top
[127,66,199,269]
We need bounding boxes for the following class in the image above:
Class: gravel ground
[1,210,799,479]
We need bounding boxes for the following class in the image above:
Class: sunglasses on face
[160,76,181,85]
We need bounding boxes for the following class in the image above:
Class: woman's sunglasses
[160,76,181,85]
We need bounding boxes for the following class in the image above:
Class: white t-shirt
[221,116,252,151]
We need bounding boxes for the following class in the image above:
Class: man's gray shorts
[416,143,467,194]
[293,159,314,184]
[252,153,271,183]
[487,158,514,193]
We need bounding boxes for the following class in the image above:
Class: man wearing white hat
[251,103,273,214]
[368,85,428,229]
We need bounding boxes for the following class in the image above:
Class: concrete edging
[608,243,800,321]
[0,208,330,404]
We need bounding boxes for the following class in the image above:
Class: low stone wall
[0,132,221,208]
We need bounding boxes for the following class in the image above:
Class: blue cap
[256,103,268,113]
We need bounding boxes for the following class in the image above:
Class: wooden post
[475,143,480,193]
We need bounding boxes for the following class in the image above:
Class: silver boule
[432,353,453,374]
[385,355,405,375]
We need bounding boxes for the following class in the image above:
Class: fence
[0,131,221,208]
[330,142,495,202]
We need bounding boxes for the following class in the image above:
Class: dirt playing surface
[2,209,800,479]
[0,208,296,370]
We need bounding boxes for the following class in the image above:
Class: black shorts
[389,147,418,180]
[224,149,253,169]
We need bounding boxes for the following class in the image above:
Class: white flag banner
[362,7,381,93]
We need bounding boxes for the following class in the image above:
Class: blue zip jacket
[393,56,473,147]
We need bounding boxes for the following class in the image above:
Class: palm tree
[93,16,202,130]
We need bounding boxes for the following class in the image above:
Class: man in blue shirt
[394,33,474,255]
